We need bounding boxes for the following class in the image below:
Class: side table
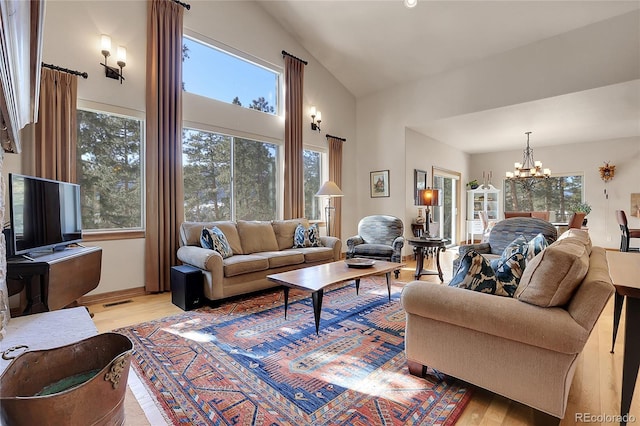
[407,237,447,282]
[606,250,640,426]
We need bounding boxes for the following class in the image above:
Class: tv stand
[7,246,102,316]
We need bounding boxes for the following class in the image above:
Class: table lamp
[417,188,440,238]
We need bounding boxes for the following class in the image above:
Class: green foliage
[77,110,142,230]
[303,150,321,220]
[573,202,592,215]
[504,176,584,222]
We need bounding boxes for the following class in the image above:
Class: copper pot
[0,332,134,426]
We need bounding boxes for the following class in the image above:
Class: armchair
[453,217,557,271]
[346,215,404,278]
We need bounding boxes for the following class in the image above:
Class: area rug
[116,277,472,425]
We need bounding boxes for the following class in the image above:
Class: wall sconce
[310,106,322,132]
[100,34,126,84]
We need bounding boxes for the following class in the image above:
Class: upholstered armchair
[453,217,558,271]
[346,215,404,278]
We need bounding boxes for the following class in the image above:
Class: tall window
[77,110,144,231]
[183,128,277,221]
[182,36,279,115]
[303,149,322,220]
[504,174,583,222]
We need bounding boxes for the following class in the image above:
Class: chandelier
[505,132,551,180]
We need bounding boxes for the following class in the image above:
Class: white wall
[469,137,640,249]
[405,129,469,252]
[5,0,355,296]
[353,10,639,251]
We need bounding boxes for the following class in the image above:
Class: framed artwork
[370,170,390,198]
[414,169,427,204]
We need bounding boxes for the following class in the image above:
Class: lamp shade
[418,188,440,206]
[315,181,343,197]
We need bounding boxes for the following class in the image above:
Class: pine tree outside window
[503,174,584,222]
[77,109,144,231]
[183,128,277,222]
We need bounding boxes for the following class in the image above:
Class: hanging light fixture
[505,131,551,180]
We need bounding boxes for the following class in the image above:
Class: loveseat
[177,219,341,302]
[401,229,614,420]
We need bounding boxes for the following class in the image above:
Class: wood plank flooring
[89,250,639,425]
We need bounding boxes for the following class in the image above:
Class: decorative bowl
[345,258,376,268]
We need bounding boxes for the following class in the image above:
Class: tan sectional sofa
[177,219,341,302]
[400,229,614,420]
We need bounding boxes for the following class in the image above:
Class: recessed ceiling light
[404,0,417,8]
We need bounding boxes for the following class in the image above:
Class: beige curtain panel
[283,55,305,219]
[145,0,185,293]
[35,68,78,182]
[328,136,344,239]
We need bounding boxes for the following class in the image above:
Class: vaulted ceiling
[259,1,640,152]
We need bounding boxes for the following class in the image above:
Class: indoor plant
[574,202,592,225]
[466,179,479,190]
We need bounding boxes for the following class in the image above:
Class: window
[303,149,323,220]
[182,36,279,115]
[504,174,583,222]
[183,128,278,221]
[77,110,144,231]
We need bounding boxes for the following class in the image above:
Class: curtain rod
[326,134,346,142]
[172,0,190,10]
[42,62,88,79]
[281,50,308,65]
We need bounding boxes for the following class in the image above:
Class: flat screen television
[8,173,82,257]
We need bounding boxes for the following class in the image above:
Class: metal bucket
[0,332,134,426]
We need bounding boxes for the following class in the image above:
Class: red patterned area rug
[117,277,472,425]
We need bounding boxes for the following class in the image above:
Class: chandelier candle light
[505,132,550,180]
[315,181,343,237]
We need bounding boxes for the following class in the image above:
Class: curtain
[327,136,344,238]
[283,55,305,219]
[145,0,185,292]
[34,68,77,182]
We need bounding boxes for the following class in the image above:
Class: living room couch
[177,219,341,302]
[401,229,614,420]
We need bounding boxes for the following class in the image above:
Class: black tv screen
[8,174,82,256]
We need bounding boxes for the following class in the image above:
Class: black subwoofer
[170,265,204,311]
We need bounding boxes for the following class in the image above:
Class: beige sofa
[177,219,341,302]
[400,229,614,420]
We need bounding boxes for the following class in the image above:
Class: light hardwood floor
[89,250,639,425]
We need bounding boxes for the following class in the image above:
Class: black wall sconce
[100,34,126,84]
[310,106,322,132]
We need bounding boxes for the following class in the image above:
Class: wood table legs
[620,296,640,426]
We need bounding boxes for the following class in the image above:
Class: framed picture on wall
[414,169,427,204]
[370,170,390,198]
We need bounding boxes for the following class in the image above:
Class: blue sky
[182,38,277,112]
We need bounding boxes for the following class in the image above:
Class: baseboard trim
[78,287,148,306]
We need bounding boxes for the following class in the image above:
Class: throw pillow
[293,223,322,248]
[200,226,233,258]
[515,242,589,307]
[450,250,525,297]
[501,235,528,259]
[526,232,549,263]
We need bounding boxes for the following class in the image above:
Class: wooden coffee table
[267,259,405,334]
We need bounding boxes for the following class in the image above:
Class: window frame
[302,146,328,221]
[76,101,146,240]
[182,123,282,222]
[502,172,585,222]
[182,30,282,117]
